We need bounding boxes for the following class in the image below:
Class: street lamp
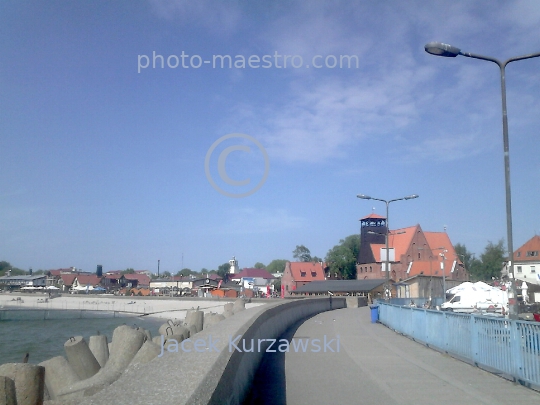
[424,42,540,318]
[357,194,419,300]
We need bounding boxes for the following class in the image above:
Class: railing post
[470,314,479,367]
[510,319,523,382]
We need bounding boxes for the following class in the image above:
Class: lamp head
[404,194,419,200]
[357,194,371,200]
[424,42,461,57]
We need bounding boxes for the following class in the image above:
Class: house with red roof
[512,235,540,285]
[281,262,326,297]
[71,274,103,292]
[356,213,469,299]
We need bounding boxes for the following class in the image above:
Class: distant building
[281,262,326,297]
[356,213,469,298]
[230,268,275,296]
[229,256,239,274]
[0,275,47,289]
[512,235,540,285]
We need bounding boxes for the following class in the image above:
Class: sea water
[0,310,165,365]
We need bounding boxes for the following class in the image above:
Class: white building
[513,235,540,285]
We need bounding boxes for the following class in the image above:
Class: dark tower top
[357,213,387,264]
[96,265,103,277]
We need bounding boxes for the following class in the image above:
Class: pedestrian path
[245,307,540,405]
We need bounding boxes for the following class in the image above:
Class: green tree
[477,240,506,281]
[176,268,194,277]
[161,271,172,278]
[266,259,287,274]
[272,277,282,292]
[253,262,266,269]
[311,256,323,263]
[217,262,231,277]
[0,261,26,276]
[121,268,135,275]
[454,243,475,273]
[325,234,360,280]
[292,245,312,262]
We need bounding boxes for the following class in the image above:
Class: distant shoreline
[0,293,267,320]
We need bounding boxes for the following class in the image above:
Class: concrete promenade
[246,307,540,405]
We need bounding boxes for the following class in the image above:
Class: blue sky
[1,0,540,274]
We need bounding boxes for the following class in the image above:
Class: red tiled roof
[230,268,275,280]
[388,226,417,259]
[406,261,440,277]
[123,274,151,285]
[60,274,77,285]
[424,232,462,266]
[514,235,540,261]
[288,262,326,281]
[75,275,102,286]
[360,213,386,220]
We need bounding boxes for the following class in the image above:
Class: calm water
[0,310,165,365]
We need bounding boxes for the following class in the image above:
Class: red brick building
[281,261,326,297]
[356,213,469,296]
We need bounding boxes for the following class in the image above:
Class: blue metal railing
[378,303,540,389]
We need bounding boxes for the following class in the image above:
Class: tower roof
[360,213,386,220]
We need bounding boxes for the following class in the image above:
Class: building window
[526,251,539,257]
[369,266,372,272]
[418,253,421,259]
[311,271,317,277]
[517,252,521,257]
[517,266,522,273]
[300,271,306,277]
[286,285,289,290]
[531,266,536,274]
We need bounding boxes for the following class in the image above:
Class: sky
[1,0,540,274]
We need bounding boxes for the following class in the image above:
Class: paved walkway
[245,307,540,405]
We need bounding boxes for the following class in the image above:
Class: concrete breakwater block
[232,298,245,314]
[141,329,152,342]
[57,325,146,400]
[188,324,198,338]
[163,334,186,351]
[38,356,80,401]
[64,336,101,380]
[222,303,234,318]
[128,341,161,367]
[0,376,17,405]
[186,310,204,333]
[0,363,45,405]
[88,335,109,368]
[158,323,189,340]
[203,313,225,329]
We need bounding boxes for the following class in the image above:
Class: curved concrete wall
[78,297,345,405]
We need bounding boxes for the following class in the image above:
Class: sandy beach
[0,293,267,322]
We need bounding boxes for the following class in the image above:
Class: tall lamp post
[424,42,540,318]
[357,194,419,300]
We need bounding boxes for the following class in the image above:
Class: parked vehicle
[441,281,509,314]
